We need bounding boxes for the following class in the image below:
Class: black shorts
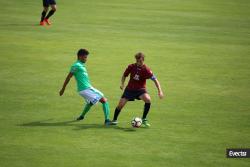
[43,0,56,7]
[121,88,147,101]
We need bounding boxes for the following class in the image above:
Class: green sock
[102,102,110,120]
[80,103,92,117]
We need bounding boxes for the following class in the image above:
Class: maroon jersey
[123,63,153,90]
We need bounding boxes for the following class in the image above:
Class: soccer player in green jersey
[59,49,112,125]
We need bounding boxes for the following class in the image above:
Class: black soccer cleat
[76,115,84,121]
[110,120,118,125]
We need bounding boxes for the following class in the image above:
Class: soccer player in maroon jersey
[40,0,57,26]
[111,52,164,127]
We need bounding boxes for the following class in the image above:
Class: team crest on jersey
[133,74,140,80]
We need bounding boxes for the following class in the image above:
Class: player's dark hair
[135,52,145,60]
[77,48,89,57]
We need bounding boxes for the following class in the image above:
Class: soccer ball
[131,117,142,128]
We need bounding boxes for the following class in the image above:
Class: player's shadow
[73,124,136,132]
[21,119,78,127]
[111,126,137,132]
[19,119,136,132]
[0,23,40,27]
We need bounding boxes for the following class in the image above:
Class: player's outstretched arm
[152,78,164,99]
[59,72,73,96]
[120,75,126,90]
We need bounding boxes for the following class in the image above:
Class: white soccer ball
[131,117,142,128]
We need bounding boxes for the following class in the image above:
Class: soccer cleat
[76,115,84,121]
[110,120,118,125]
[40,21,45,26]
[44,19,51,25]
[104,119,113,125]
[142,119,151,127]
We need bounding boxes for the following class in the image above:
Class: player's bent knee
[117,103,125,110]
[99,97,107,103]
[51,6,57,11]
[144,98,151,103]
[117,98,127,110]
[117,105,123,110]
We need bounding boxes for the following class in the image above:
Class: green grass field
[0,0,250,166]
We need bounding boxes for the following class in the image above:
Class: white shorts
[79,87,104,105]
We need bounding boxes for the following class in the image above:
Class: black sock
[41,11,47,22]
[45,10,55,19]
[113,107,121,121]
[142,103,151,119]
